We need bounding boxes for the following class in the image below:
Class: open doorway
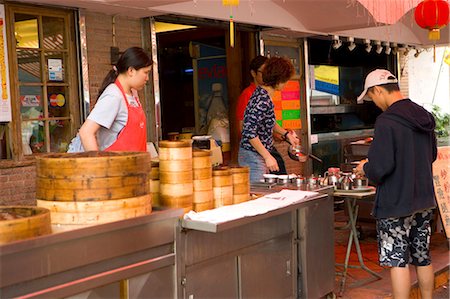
[156,23,227,138]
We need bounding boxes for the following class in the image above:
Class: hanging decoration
[414,0,450,41]
[414,0,450,61]
[222,0,239,47]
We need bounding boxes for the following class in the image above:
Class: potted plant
[431,105,450,147]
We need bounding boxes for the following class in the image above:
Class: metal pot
[354,177,369,189]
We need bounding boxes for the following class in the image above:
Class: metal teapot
[338,173,354,190]
[321,167,341,187]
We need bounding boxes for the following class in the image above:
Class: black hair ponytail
[94,47,153,106]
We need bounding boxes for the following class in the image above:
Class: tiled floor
[333,210,449,299]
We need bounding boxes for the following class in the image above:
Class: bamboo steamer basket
[36,152,151,201]
[37,194,152,226]
[231,166,250,204]
[159,140,193,213]
[150,179,160,207]
[150,160,159,180]
[193,201,214,212]
[213,167,233,208]
[0,206,51,244]
[192,150,213,209]
[149,160,160,207]
[160,194,193,214]
[192,150,212,169]
[159,140,192,160]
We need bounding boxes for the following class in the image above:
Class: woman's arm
[78,119,101,151]
[249,136,279,172]
[273,123,299,146]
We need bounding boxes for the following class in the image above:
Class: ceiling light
[414,48,423,58]
[364,39,372,53]
[403,46,410,56]
[391,43,398,55]
[383,42,391,55]
[347,37,356,51]
[332,35,342,50]
[375,41,382,54]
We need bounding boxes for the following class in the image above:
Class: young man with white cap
[356,69,437,299]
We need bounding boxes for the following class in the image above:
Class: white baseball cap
[357,69,398,103]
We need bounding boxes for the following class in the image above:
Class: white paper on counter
[184,189,319,224]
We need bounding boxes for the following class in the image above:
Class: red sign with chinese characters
[433,146,450,238]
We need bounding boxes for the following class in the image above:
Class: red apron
[105,80,147,152]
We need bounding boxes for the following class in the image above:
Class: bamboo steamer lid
[213,166,231,176]
[0,206,51,244]
[193,190,213,203]
[233,193,250,204]
[159,140,192,148]
[159,170,192,184]
[36,152,151,179]
[159,160,192,172]
[193,168,212,180]
[160,182,193,197]
[193,201,214,212]
[37,194,152,226]
[233,183,250,195]
[193,178,213,191]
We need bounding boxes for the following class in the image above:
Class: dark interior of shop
[157,27,226,138]
[307,38,394,175]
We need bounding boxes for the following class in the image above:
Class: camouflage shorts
[377,209,433,267]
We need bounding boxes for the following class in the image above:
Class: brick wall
[84,12,143,105]
[0,161,36,206]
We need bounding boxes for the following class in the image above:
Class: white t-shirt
[87,83,139,150]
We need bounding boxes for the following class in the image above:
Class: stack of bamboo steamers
[36,152,152,231]
[155,140,251,213]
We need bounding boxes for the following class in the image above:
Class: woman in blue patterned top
[239,57,299,182]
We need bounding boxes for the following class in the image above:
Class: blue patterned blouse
[240,86,275,152]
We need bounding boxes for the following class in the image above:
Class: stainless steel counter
[178,185,335,299]
[0,208,183,298]
[1,186,335,299]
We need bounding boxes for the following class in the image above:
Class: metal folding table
[333,188,382,295]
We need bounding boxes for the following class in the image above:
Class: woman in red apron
[78,47,152,152]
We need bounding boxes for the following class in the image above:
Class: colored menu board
[273,80,301,129]
[0,4,11,122]
[433,146,450,238]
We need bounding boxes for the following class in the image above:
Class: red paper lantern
[414,0,450,40]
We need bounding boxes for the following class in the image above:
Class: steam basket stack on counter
[152,140,252,214]
[36,152,152,232]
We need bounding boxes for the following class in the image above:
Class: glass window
[20,85,43,120]
[48,86,69,117]
[45,52,65,82]
[12,7,76,156]
[14,14,39,48]
[42,16,65,49]
[49,119,71,152]
[17,49,41,82]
